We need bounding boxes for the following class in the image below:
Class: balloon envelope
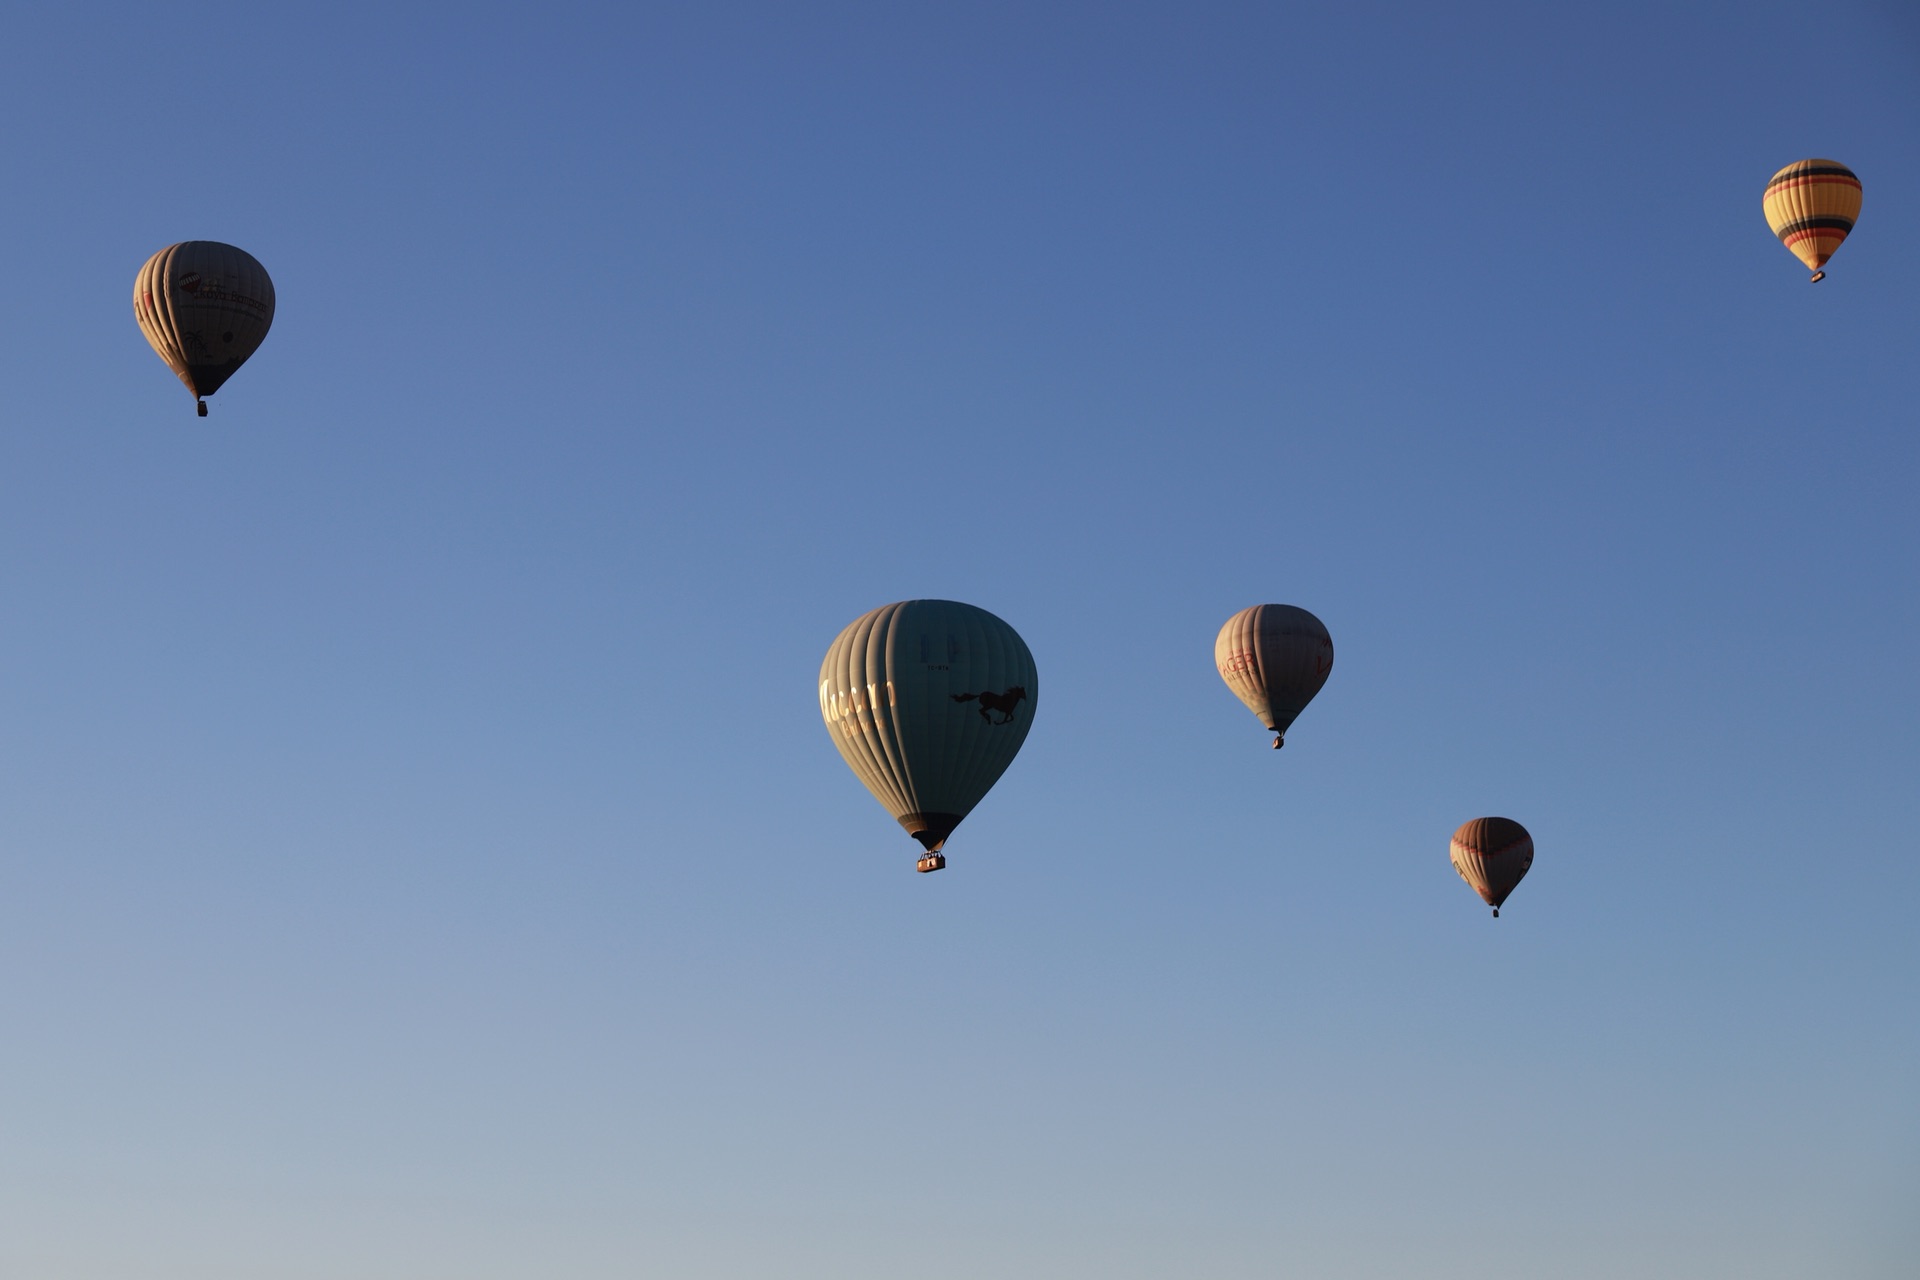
[1215,604,1333,746]
[134,241,275,410]
[1449,817,1534,916]
[819,599,1037,864]
[1763,159,1861,279]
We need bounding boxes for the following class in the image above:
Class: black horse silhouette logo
[952,686,1027,724]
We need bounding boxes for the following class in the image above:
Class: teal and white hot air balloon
[1215,604,1333,749]
[819,600,1038,872]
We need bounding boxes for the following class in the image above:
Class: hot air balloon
[1763,159,1861,283]
[1215,604,1333,749]
[819,599,1037,872]
[133,241,275,416]
[1449,817,1533,918]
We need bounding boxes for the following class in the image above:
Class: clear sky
[1,3,1915,1277]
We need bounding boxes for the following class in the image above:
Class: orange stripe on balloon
[1766,175,1862,193]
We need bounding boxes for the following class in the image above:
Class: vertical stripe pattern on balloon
[1214,604,1334,740]
[820,600,1038,858]
[1449,816,1534,912]
[133,241,275,405]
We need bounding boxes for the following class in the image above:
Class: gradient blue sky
[1,3,1916,1277]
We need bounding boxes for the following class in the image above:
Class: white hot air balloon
[1215,604,1333,749]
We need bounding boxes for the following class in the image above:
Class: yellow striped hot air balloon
[1763,159,1861,283]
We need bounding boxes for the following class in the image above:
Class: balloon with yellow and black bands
[819,599,1038,873]
[134,241,275,416]
[1763,159,1861,283]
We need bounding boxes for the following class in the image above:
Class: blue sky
[1,3,1916,1276]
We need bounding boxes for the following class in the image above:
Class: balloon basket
[1810,271,1825,283]
[196,400,208,417]
[915,853,947,873]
